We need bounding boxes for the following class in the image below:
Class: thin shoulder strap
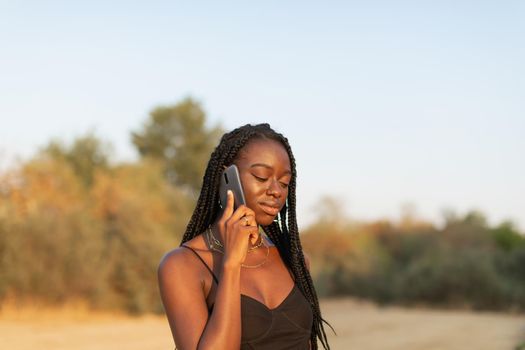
[180,245,219,284]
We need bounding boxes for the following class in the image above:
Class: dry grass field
[1,298,524,350]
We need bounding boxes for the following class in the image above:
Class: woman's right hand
[216,190,259,267]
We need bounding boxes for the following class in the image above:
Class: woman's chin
[257,215,277,227]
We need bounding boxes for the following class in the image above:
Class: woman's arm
[158,191,258,349]
[158,250,242,350]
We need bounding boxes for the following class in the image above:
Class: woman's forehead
[236,138,291,168]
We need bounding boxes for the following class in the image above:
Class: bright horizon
[1,1,524,230]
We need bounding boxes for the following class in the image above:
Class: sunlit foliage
[0,98,523,313]
[302,201,525,311]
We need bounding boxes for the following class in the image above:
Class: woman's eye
[280,182,289,189]
[253,175,268,182]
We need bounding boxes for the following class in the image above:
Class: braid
[181,128,255,242]
[264,137,333,350]
[180,123,332,349]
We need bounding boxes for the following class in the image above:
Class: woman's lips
[259,203,280,216]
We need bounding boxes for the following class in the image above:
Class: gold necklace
[206,226,270,268]
[241,244,270,269]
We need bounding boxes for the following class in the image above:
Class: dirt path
[1,298,524,350]
[322,298,525,350]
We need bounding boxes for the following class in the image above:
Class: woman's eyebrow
[250,163,292,175]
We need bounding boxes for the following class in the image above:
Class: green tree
[42,131,112,187]
[0,157,104,304]
[90,159,189,312]
[131,97,222,195]
[491,221,525,252]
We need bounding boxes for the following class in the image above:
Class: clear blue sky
[1,1,524,230]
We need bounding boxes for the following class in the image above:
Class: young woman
[158,124,331,349]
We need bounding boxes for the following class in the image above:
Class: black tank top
[181,245,313,349]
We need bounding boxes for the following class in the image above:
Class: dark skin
[158,139,311,350]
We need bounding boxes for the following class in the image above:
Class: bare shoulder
[157,237,213,348]
[157,246,190,280]
[158,235,206,272]
[157,245,204,312]
[157,237,206,283]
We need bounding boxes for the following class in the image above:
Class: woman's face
[233,138,292,226]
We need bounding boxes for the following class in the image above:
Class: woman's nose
[266,179,283,197]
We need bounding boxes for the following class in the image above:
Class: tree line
[302,206,525,311]
[0,97,523,313]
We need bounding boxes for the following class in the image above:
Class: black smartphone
[219,164,246,210]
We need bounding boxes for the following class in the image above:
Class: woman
[158,124,331,349]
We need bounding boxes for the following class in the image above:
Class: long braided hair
[180,123,332,349]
